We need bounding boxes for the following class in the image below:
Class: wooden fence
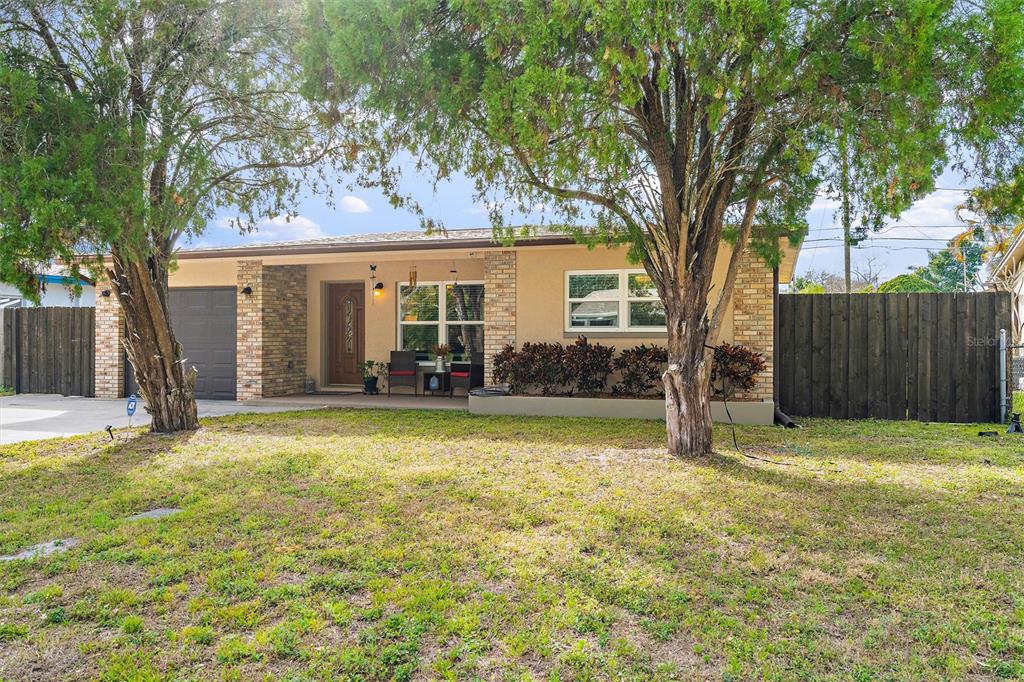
[778,292,1011,423]
[0,307,94,396]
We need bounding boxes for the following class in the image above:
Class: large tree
[307,0,1021,455]
[0,0,340,431]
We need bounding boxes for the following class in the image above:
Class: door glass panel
[344,298,354,353]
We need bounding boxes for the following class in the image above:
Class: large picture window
[565,270,666,332]
[399,282,484,359]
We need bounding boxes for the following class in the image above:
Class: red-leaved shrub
[710,343,767,399]
[564,336,614,395]
[612,344,668,396]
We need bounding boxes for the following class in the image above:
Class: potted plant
[433,344,451,372]
[359,360,385,394]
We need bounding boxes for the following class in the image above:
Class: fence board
[779,292,1009,423]
[0,307,94,397]
[810,295,830,417]
[828,295,848,418]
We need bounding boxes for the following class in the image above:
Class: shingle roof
[177,226,577,259]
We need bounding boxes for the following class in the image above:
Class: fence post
[1000,328,1008,423]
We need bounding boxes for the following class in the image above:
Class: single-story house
[987,230,1024,340]
[94,228,799,419]
[0,268,95,308]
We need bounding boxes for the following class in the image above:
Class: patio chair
[388,350,418,396]
[450,351,484,396]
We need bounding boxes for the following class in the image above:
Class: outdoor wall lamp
[373,282,384,295]
[241,285,253,295]
[100,289,111,297]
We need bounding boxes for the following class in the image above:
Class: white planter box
[469,394,774,425]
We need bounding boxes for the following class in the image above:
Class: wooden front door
[327,283,365,385]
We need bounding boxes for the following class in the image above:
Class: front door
[327,283,365,385]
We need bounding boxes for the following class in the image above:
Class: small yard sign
[127,394,137,417]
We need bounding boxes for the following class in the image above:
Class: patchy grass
[0,409,1022,680]
[0,386,13,397]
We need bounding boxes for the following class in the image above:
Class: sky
[190,165,978,283]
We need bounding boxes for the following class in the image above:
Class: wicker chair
[450,351,484,396]
[387,350,418,395]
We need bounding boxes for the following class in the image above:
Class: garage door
[126,287,237,400]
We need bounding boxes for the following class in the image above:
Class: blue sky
[191,166,977,282]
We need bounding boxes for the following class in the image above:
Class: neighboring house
[987,230,1024,340]
[0,269,95,308]
[95,228,800,416]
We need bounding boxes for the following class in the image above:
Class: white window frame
[564,269,667,332]
[397,280,485,355]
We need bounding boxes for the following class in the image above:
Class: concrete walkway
[0,392,469,445]
[0,394,317,445]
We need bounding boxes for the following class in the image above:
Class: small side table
[422,371,452,397]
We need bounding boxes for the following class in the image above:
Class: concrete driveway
[0,394,319,445]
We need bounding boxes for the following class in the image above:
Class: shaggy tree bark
[110,250,198,432]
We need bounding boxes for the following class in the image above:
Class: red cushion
[390,370,416,376]
[450,371,470,378]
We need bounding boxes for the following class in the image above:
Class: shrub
[518,342,568,394]
[564,336,614,395]
[613,345,668,396]
[491,343,522,392]
[711,343,767,399]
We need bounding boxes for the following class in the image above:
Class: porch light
[100,289,111,297]
[241,285,253,295]
[373,282,384,295]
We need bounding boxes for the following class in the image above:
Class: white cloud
[340,195,371,213]
[251,215,325,241]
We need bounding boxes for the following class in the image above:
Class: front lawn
[0,410,1022,680]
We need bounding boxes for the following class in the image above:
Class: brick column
[732,248,774,402]
[236,260,264,400]
[236,260,307,400]
[94,279,124,398]
[483,251,517,383]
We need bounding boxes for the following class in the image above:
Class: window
[566,270,666,332]
[399,282,484,359]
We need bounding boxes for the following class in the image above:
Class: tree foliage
[307,0,1022,455]
[0,0,340,430]
[877,273,941,293]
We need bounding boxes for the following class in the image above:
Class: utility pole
[840,127,852,293]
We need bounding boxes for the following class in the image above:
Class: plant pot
[435,358,446,372]
[362,377,379,394]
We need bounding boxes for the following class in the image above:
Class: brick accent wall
[483,251,517,383]
[94,279,124,398]
[731,248,774,401]
[236,260,307,400]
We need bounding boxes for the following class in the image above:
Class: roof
[177,226,576,259]
[990,229,1024,283]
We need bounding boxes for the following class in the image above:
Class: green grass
[1,409,1022,680]
[0,386,13,397]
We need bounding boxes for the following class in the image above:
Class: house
[987,230,1024,340]
[0,268,95,308]
[94,228,800,420]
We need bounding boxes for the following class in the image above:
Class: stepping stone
[0,538,79,562]
[126,507,182,521]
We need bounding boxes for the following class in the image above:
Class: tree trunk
[662,296,714,457]
[110,249,198,433]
